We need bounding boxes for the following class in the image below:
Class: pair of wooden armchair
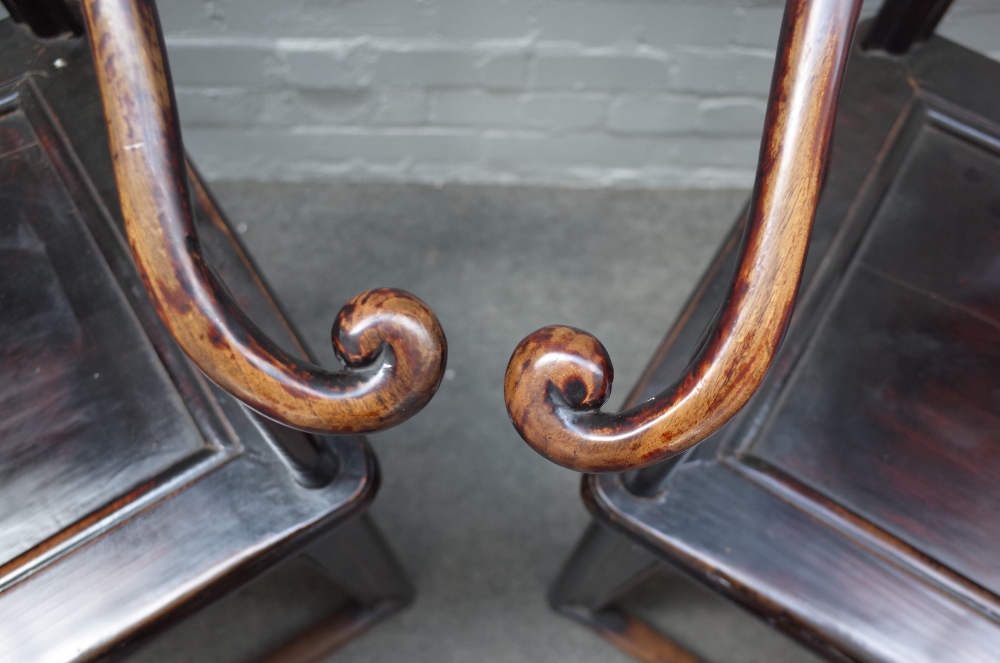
[1,0,997,661]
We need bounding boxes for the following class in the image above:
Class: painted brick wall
[153,1,1000,187]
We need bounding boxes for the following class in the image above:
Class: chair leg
[551,522,707,663]
[301,513,415,609]
[256,514,413,663]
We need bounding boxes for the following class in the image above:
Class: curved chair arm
[82,0,446,435]
[504,0,862,473]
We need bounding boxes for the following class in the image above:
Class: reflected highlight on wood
[81,0,446,434]
[504,0,862,473]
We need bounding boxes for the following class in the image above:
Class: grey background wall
[0,1,993,186]
[148,0,1000,188]
[1,1,994,188]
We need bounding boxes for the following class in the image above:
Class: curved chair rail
[82,0,446,434]
[504,0,863,473]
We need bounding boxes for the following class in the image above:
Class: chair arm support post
[81,0,447,435]
[504,0,863,473]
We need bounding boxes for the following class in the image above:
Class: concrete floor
[130,183,823,663]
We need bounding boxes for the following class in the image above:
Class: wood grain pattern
[504,0,862,473]
[81,0,447,435]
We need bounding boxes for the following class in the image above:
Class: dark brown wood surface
[863,0,954,54]
[0,0,81,38]
[588,27,1000,663]
[0,17,388,661]
[81,0,447,436]
[0,87,212,572]
[503,0,862,473]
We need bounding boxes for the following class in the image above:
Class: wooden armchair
[505,0,1000,660]
[0,0,445,660]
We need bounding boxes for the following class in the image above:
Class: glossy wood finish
[504,0,862,473]
[571,25,1000,663]
[0,18,410,662]
[0,99,209,569]
[863,0,954,54]
[81,0,447,435]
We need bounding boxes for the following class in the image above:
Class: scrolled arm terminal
[505,0,863,473]
[83,0,447,434]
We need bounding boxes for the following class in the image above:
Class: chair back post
[863,0,955,54]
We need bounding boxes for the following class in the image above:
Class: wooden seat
[505,0,1000,660]
[0,1,445,660]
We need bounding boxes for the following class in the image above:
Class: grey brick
[437,0,534,41]
[184,128,485,171]
[373,49,528,89]
[521,93,607,132]
[295,130,484,164]
[255,90,301,125]
[533,54,670,91]
[157,0,224,34]
[176,89,299,129]
[670,50,774,94]
[652,136,761,168]
[534,3,641,45]
[371,91,429,126]
[699,98,767,134]
[210,0,437,39]
[638,5,741,49]
[288,89,374,125]
[174,88,264,127]
[486,133,652,168]
[166,41,277,88]
[372,50,475,88]
[735,7,784,48]
[608,95,699,134]
[279,45,373,89]
[430,92,522,127]
[478,53,532,89]
[302,129,485,165]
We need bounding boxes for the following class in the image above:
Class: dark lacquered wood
[503,0,862,473]
[0,97,212,570]
[257,514,414,663]
[548,523,703,663]
[0,0,81,38]
[257,602,395,663]
[0,18,410,662]
[749,126,1000,597]
[863,0,954,54]
[572,25,1000,663]
[81,0,447,436]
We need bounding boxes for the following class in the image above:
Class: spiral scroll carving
[83,0,446,434]
[504,0,863,472]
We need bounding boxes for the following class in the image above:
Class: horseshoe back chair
[505,0,1000,660]
[0,0,446,660]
